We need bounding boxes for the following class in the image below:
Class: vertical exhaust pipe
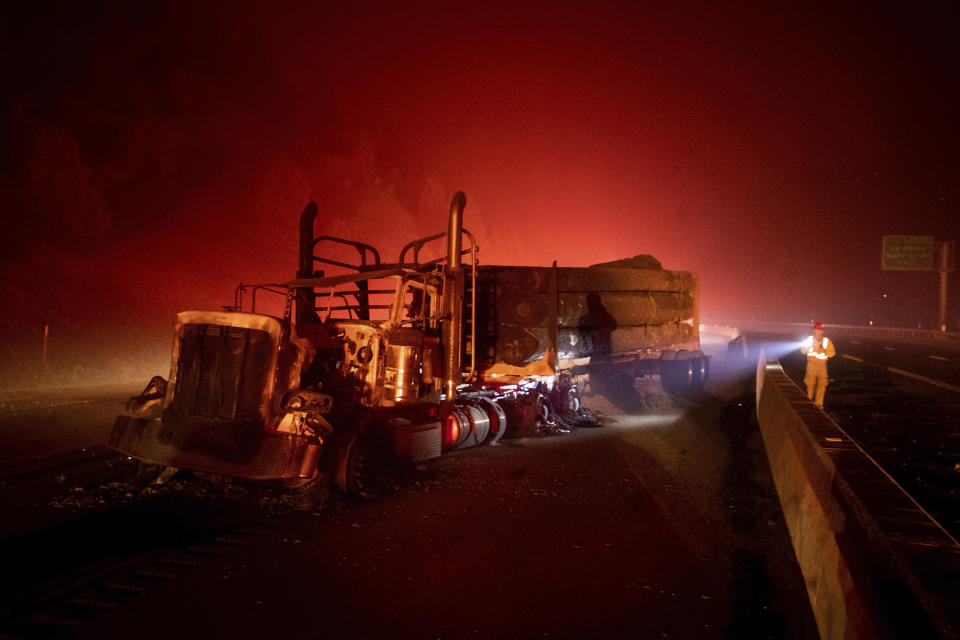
[442,192,467,402]
[296,202,319,326]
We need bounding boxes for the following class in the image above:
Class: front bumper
[108,415,323,487]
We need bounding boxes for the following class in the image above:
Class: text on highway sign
[881,235,935,271]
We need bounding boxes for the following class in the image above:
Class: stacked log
[477,264,698,367]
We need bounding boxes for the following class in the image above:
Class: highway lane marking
[929,355,948,362]
[849,340,861,345]
[815,403,960,547]
[883,346,896,351]
[842,354,960,393]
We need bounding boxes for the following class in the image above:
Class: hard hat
[813,322,824,330]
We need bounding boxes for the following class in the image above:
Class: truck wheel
[692,357,709,391]
[335,433,387,499]
[659,350,678,393]
[662,357,695,396]
[677,359,695,394]
[659,362,675,393]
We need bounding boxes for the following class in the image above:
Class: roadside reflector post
[939,263,947,333]
[42,323,49,368]
[936,241,954,333]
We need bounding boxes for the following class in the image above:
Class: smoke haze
[2,2,958,387]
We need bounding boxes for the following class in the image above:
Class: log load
[475,261,699,368]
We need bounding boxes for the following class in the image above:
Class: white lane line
[814,401,960,547]
[842,354,960,393]
[883,346,896,351]
[849,340,861,345]
[929,355,949,362]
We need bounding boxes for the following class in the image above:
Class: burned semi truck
[109,192,708,494]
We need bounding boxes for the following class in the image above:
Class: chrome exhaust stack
[296,202,319,326]
[442,192,467,402]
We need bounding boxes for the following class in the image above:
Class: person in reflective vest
[801,322,836,409]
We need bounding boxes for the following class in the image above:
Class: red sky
[2,2,959,385]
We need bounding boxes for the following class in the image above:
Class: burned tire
[659,350,678,393]
[659,363,673,393]
[660,362,686,394]
[676,358,696,394]
[691,357,709,392]
[335,433,389,499]
[661,355,697,396]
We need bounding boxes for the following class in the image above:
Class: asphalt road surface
[0,385,140,462]
[834,334,960,389]
[0,356,821,639]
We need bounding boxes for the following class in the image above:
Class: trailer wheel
[678,358,696,393]
[659,362,675,393]
[691,357,708,392]
[659,350,678,393]
[661,358,696,395]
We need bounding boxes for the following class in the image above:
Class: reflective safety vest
[802,335,835,362]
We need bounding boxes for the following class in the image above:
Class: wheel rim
[338,435,380,499]
[349,447,379,498]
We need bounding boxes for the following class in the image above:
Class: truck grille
[168,324,274,422]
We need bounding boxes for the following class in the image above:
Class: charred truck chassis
[109,193,708,494]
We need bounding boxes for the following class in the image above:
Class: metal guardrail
[735,321,960,344]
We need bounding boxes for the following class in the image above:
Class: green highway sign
[882,235,935,271]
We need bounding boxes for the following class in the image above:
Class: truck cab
[110,194,483,492]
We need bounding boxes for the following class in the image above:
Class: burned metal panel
[475,266,555,369]
[162,311,306,431]
[109,416,322,485]
[167,324,273,423]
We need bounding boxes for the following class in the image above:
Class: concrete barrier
[756,352,960,640]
